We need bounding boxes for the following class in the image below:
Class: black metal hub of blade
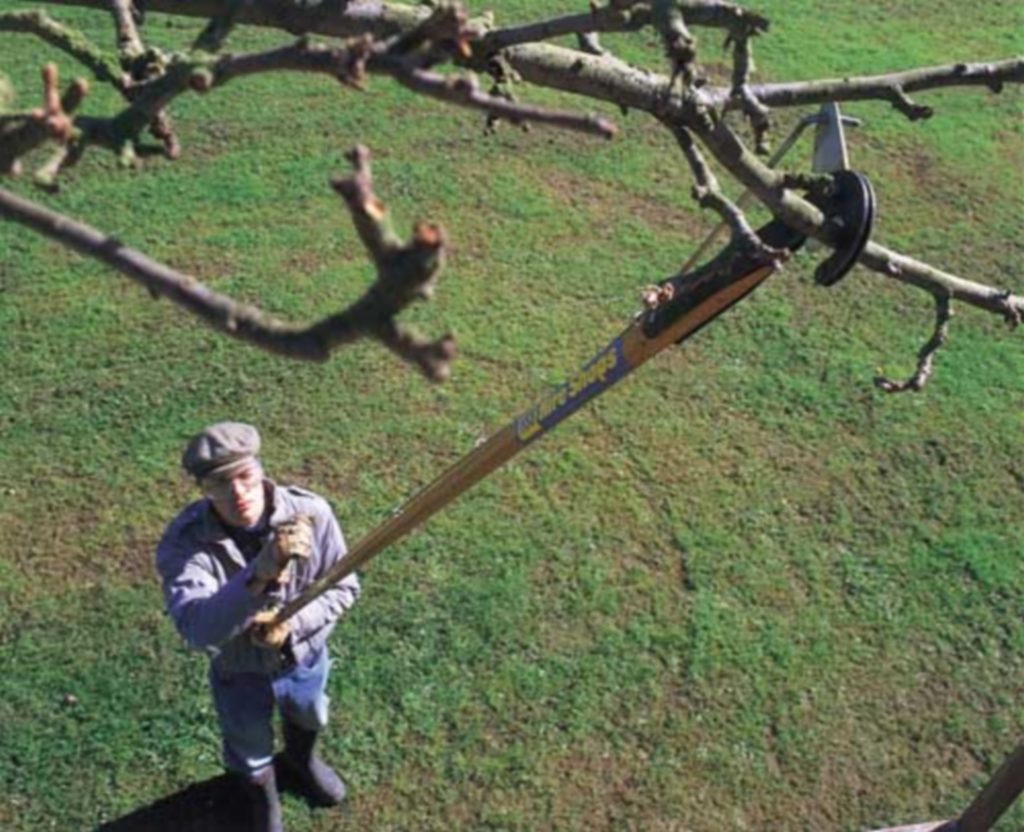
[812,169,875,287]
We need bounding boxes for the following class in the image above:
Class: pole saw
[270,103,875,628]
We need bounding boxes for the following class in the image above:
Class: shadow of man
[94,772,252,832]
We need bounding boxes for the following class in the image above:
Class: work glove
[250,514,315,588]
[249,608,292,650]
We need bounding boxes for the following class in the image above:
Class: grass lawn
[1,1,1022,830]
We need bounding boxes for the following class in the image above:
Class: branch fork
[0,62,88,179]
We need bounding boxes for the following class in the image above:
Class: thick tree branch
[0,146,457,379]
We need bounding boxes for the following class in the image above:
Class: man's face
[202,459,266,528]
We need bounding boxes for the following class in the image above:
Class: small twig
[874,294,952,393]
[193,0,246,53]
[887,84,934,120]
[576,31,608,57]
[725,32,770,153]
[0,64,88,176]
[110,0,144,60]
[653,0,699,86]
[669,121,783,263]
[33,63,77,142]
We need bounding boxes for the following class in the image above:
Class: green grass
[1,2,1023,830]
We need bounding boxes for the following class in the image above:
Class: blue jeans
[209,648,331,776]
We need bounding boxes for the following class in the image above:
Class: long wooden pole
[271,221,803,626]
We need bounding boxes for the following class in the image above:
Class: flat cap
[182,422,261,481]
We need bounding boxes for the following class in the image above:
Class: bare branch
[668,120,782,262]
[678,112,1024,326]
[860,241,1024,324]
[110,0,144,60]
[481,1,768,51]
[0,63,88,176]
[0,9,123,85]
[0,146,457,380]
[375,55,616,138]
[37,0,436,41]
[90,30,613,166]
[653,0,699,86]
[188,36,617,139]
[482,3,648,52]
[874,294,952,393]
[0,10,185,160]
[192,0,247,53]
[736,58,1024,114]
[725,30,770,152]
[7,0,1023,340]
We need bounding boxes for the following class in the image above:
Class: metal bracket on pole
[812,101,859,174]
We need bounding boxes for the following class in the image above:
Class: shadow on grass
[94,760,345,831]
[94,773,251,832]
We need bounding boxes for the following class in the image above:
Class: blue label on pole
[515,338,630,443]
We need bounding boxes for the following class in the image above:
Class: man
[156,422,360,832]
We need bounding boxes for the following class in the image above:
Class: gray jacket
[156,482,360,676]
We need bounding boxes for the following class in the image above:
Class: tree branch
[482,3,649,52]
[874,294,952,393]
[0,63,88,178]
[668,120,781,261]
[374,54,616,138]
[736,58,1024,115]
[0,146,457,379]
[187,35,617,138]
[725,28,770,152]
[0,9,123,84]
[860,241,1023,324]
[109,0,144,60]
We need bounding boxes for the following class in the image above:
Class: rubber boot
[281,720,347,806]
[237,766,284,832]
